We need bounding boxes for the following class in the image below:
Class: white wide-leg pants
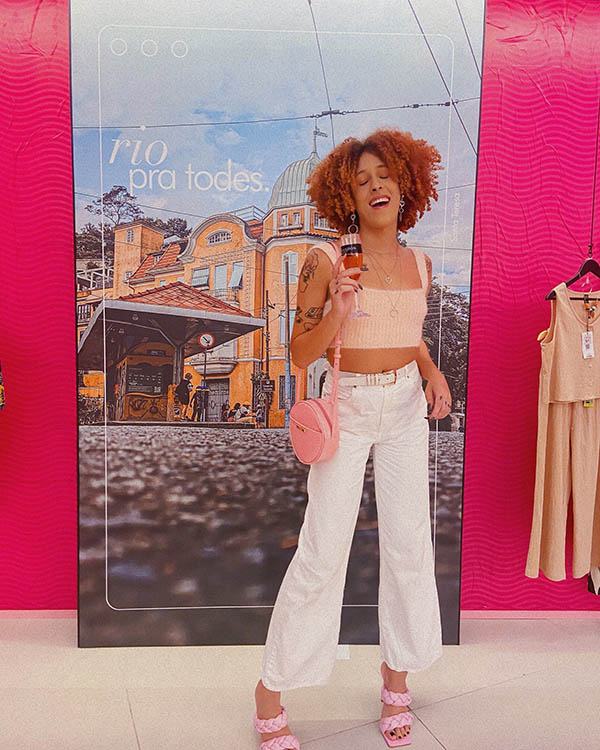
[261,358,443,691]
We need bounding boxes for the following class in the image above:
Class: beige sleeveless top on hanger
[539,281,600,403]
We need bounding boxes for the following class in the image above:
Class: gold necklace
[365,256,407,318]
[363,246,400,284]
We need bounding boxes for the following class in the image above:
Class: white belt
[338,369,401,387]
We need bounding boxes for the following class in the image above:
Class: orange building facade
[76,145,339,427]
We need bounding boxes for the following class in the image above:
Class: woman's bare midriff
[325,346,420,373]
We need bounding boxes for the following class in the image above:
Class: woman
[175,372,193,420]
[253,128,451,750]
[190,385,204,422]
[221,401,230,422]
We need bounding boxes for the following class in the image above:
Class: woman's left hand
[424,368,452,420]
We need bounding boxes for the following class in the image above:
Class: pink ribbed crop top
[319,242,428,348]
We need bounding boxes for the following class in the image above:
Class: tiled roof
[129,243,183,281]
[245,219,263,240]
[118,281,253,317]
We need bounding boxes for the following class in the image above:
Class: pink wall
[0,0,77,608]
[462,0,600,609]
[0,0,598,611]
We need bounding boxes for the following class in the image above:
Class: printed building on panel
[76,141,339,427]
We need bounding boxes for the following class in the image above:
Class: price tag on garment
[582,331,595,358]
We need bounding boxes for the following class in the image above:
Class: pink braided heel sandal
[379,666,413,747]
[253,705,301,750]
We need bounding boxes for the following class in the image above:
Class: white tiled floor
[0,614,599,749]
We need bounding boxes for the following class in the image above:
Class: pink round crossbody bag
[289,240,343,465]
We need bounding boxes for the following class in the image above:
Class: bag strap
[326,241,342,429]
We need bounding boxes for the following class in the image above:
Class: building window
[214,263,228,291]
[77,303,92,323]
[177,276,184,283]
[279,308,296,344]
[279,213,288,228]
[159,279,166,286]
[278,374,296,409]
[281,251,298,284]
[207,230,232,245]
[292,211,301,226]
[126,228,134,242]
[124,271,132,281]
[192,267,210,287]
[314,214,331,229]
[228,261,243,289]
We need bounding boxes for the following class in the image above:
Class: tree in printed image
[423,278,469,409]
[76,185,189,266]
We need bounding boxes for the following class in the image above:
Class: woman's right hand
[328,254,362,321]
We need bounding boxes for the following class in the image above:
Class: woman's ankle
[256,679,280,695]
[382,662,408,692]
[255,679,283,718]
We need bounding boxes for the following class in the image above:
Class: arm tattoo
[293,304,324,333]
[299,250,319,293]
[305,306,323,320]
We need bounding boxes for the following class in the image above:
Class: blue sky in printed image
[70,0,485,293]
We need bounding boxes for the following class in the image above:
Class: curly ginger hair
[305,127,443,234]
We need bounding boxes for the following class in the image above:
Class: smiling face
[350,149,402,232]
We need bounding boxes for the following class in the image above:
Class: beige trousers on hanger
[526,396,600,580]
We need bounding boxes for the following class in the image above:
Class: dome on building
[268,148,321,210]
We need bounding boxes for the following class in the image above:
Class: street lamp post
[263,289,276,429]
[284,255,291,429]
[197,332,215,422]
